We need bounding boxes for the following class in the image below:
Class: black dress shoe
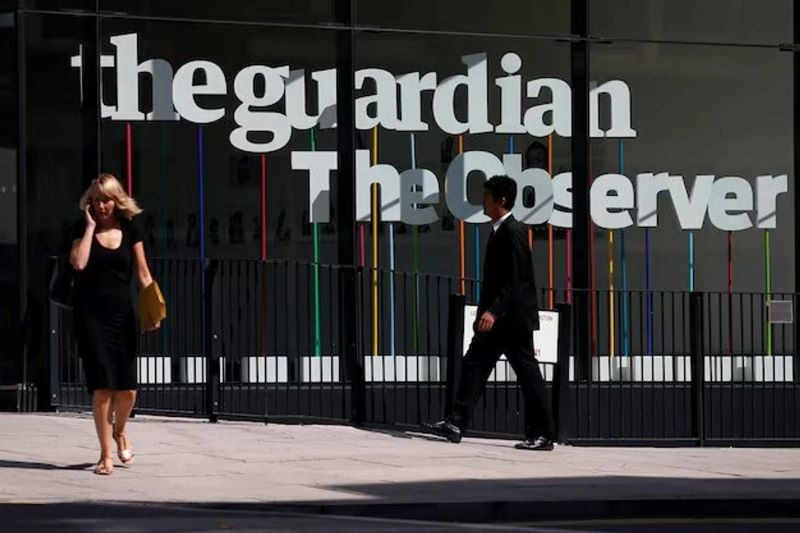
[514,436,554,451]
[422,420,462,443]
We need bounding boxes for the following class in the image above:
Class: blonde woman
[70,173,161,475]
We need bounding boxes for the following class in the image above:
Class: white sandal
[114,433,135,465]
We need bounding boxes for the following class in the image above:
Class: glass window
[98,18,341,263]
[355,30,572,294]
[589,41,793,294]
[18,1,96,12]
[590,0,793,45]
[22,12,96,385]
[357,1,570,37]
[99,1,335,26]
[0,12,17,380]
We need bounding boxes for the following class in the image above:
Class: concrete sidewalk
[1,413,799,522]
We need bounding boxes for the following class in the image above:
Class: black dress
[72,217,143,393]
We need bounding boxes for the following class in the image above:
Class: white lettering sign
[68,34,790,232]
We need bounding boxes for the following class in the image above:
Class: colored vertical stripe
[645,228,652,355]
[459,220,466,295]
[197,127,205,262]
[310,129,321,357]
[727,231,733,356]
[765,230,772,356]
[589,147,597,357]
[566,230,572,303]
[197,127,208,383]
[547,134,554,309]
[260,153,269,357]
[388,223,395,357]
[410,133,419,352]
[159,124,169,355]
[608,230,615,357]
[371,127,379,356]
[359,225,366,267]
[126,122,133,195]
[473,227,481,301]
[260,155,267,261]
[688,232,695,291]
[458,135,465,295]
[619,140,629,356]
[197,127,206,325]
[565,139,572,304]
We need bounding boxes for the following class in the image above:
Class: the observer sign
[71,33,790,231]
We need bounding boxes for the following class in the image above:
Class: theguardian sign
[71,33,789,232]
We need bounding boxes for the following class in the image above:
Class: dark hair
[484,175,517,209]
[525,141,547,169]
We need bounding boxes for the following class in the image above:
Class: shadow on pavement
[0,460,94,471]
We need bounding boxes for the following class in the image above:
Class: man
[424,175,556,450]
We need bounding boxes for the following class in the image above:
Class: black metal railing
[48,257,800,445]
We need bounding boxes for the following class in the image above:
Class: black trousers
[449,321,556,440]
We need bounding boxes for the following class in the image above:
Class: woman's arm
[69,207,96,271]
[132,242,154,289]
[134,241,160,331]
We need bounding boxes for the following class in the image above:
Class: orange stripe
[458,134,465,295]
[547,134,554,309]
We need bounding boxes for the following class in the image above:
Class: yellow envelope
[138,281,166,331]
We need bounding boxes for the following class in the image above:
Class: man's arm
[486,228,528,318]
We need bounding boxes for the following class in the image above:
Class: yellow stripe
[609,230,615,357]
[371,127,379,356]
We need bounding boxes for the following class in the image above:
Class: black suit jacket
[477,215,540,331]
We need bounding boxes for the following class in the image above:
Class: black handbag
[49,257,77,308]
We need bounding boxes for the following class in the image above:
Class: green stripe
[412,226,419,352]
[311,129,321,357]
[160,124,169,354]
[765,230,772,357]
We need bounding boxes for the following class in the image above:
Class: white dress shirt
[492,211,513,233]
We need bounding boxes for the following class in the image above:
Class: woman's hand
[142,317,162,332]
[84,204,97,229]
[70,206,97,271]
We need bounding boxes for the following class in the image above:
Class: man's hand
[476,311,496,332]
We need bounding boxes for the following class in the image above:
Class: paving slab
[1,413,799,525]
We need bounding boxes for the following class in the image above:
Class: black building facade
[0,2,798,442]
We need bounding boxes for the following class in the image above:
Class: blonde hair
[79,173,143,221]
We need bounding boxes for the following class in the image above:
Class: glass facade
[0,9,17,383]
[0,1,797,396]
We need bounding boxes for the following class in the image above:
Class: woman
[70,173,161,475]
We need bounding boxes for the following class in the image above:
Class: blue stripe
[688,232,695,291]
[389,223,395,357]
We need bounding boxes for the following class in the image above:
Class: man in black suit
[425,175,556,450]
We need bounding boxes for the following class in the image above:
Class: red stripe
[566,230,572,303]
[260,154,267,261]
[588,149,597,356]
[727,231,733,355]
[359,224,366,267]
[126,123,133,195]
[260,154,268,355]
[727,232,733,293]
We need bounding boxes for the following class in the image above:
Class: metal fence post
[445,294,465,416]
[553,302,573,443]
[689,292,705,446]
[205,259,219,423]
[342,267,365,425]
[48,288,60,409]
